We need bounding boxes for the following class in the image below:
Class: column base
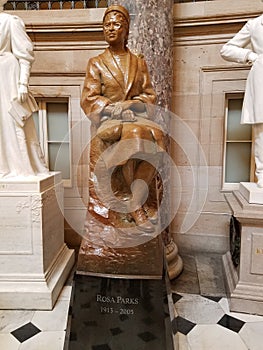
[165,240,183,280]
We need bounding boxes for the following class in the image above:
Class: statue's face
[103,12,128,46]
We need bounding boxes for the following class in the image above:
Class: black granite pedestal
[65,274,173,350]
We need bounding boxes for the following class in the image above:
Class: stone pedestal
[239,182,263,204]
[224,187,263,315]
[0,172,75,310]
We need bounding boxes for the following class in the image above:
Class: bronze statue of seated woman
[80,5,166,247]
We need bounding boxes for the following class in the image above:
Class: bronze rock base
[77,235,164,279]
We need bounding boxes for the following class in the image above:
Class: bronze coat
[81,48,156,126]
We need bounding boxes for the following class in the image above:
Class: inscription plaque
[65,274,173,350]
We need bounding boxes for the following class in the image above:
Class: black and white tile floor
[171,253,263,350]
[0,285,71,349]
[1,253,263,349]
[172,292,263,349]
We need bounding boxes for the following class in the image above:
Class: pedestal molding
[0,173,74,309]
[224,191,263,315]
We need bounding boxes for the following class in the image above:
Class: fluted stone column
[109,0,183,279]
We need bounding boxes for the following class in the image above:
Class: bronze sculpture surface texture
[78,5,165,277]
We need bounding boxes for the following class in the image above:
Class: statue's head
[103,5,130,47]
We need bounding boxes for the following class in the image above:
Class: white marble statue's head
[0,0,7,11]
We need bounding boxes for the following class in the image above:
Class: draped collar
[99,48,138,99]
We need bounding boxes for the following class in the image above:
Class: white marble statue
[221,14,263,188]
[0,1,48,178]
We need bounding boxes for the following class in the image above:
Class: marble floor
[0,286,72,350]
[170,253,263,350]
[0,266,75,350]
[1,253,263,349]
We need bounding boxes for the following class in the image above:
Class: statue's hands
[121,100,145,113]
[247,52,259,64]
[111,102,123,119]
[122,109,136,122]
[18,84,29,103]
[108,100,145,120]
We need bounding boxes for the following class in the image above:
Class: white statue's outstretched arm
[220,20,255,64]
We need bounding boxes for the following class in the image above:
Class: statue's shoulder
[247,14,263,27]
[86,50,110,72]
[0,12,12,21]
[0,12,24,27]
[129,48,144,59]
[87,53,104,67]
[98,50,107,60]
[1,12,21,20]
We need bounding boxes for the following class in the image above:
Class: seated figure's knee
[122,124,150,139]
[151,128,163,140]
[150,128,165,148]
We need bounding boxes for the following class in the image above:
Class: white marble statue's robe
[221,14,263,124]
[0,13,48,177]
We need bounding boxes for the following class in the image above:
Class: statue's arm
[10,15,35,102]
[118,58,156,115]
[220,20,257,64]
[133,58,156,105]
[81,58,111,125]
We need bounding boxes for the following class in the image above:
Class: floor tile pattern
[0,268,74,350]
[0,286,71,350]
[217,314,245,333]
[1,254,263,349]
[11,322,41,343]
[171,253,263,350]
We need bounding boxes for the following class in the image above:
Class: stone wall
[171,0,263,253]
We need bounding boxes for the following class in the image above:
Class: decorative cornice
[32,41,107,51]
[172,1,263,46]
[30,71,86,77]
[173,0,263,27]
[200,64,250,73]
[173,13,261,29]
[6,8,105,27]
[6,9,106,49]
